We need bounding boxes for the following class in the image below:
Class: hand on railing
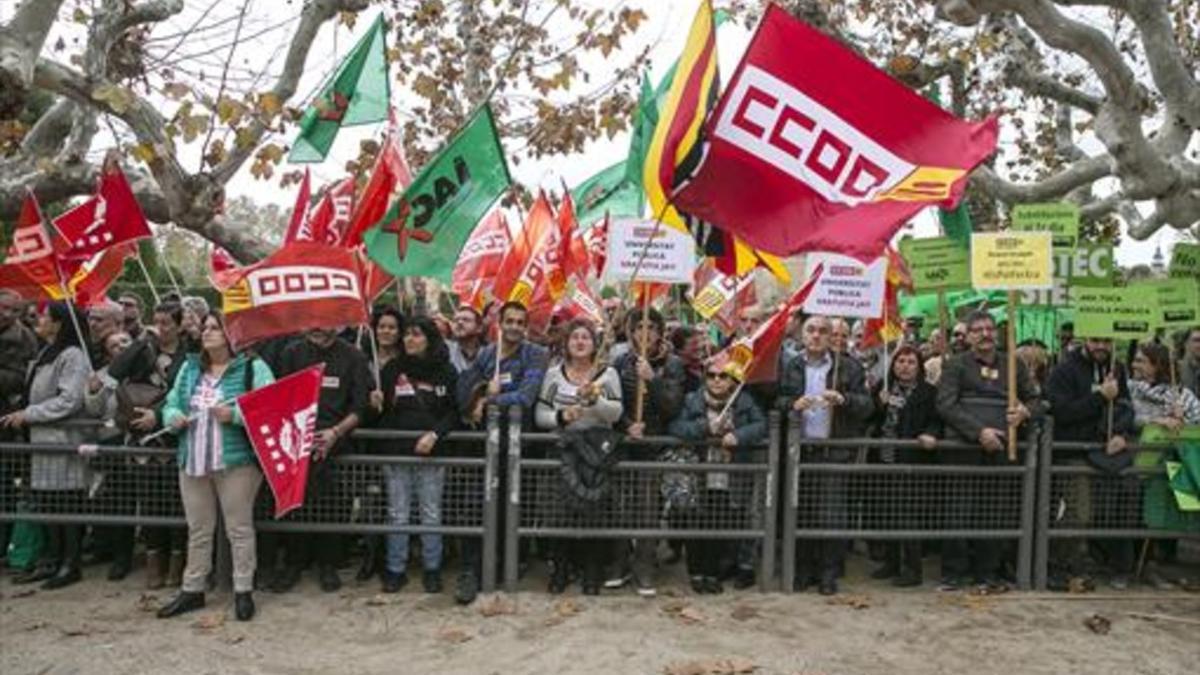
[979,427,1005,453]
[1104,435,1127,456]
[414,431,437,456]
[916,434,937,450]
[0,410,26,429]
[130,407,157,431]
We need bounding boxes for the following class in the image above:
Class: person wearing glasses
[781,314,873,595]
[669,358,767,593]
[936,310,1039,592]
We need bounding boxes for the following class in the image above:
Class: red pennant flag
[219,242,368,350]
[282,168,313,244]
[451,209,510,307]
[0,192,68,301]
[672,5,998,261]
[343,121,413,247]
[553,276,606,327]
[306,177,357,245]
[719,264,823,383]
[582,215,608,278]
[555,191,591,282]
[238,364,323,518]
[53,161,152,261]
[492,193,555,305]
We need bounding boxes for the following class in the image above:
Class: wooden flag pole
[1106,346,1117,440]
[156,241,185,299]
[1006,290,1019,462]
[134,250,163,307]
[937,289,948,341]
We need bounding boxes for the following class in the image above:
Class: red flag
[306,177,357,245]
[359,253,393,304]
[53,161,152,261]
[672,6,998,261]
[210,246,238,275]
[71,242,135,307]
[555,191,590,282]
[492,193,555,305]
[282,168,313,244]
[0,192,67,300]
[720,264,823,383]
[553,277,606,326]
[451,209,510,308]
[343,122,413,247]
[219,242,368,350]
[582,215,608,277]
[238,364,323,518]
[859,246,911,348]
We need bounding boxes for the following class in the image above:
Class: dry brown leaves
[824,594,871,610]
[59,624,105,637]
[544,598,583,627]
[661,600,708,624]
[476,593,517,617]
[9,588,36,599]
[1083,613,1111,635]
[191,613,226,631]
[135,593,160,613]
[663,657,757,675]
[1068,577,1096,594]
[436,625,473,644]
[730,604,761,621]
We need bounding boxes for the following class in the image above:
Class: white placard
[604,218,696,284]
[802,252,887,319]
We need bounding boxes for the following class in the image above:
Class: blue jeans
[384,465,445,574]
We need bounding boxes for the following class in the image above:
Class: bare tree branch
[970,155,1115,203]
[1003,60,1102,113]
[0,0,67,115]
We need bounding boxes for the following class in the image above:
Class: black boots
[157,591,205,619]
[234,592,255,621]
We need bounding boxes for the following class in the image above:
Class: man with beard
[86,301,123,368]
[270,327,371,593]
[936,310,1039,591]
[448,305,486,374]
[1045,334,1135,588]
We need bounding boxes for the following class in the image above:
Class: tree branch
[0,0,67,115]
[1123,0,1200,130]
[970,155,1114,203]
[1002,60,1101,114]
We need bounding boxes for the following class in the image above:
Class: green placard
[1141,279,1200,329]
[1169,243,1200,281]
[1013,202,1080,246]
[898,236,970,292]
[1073,286,1158,339]
[1019,243,1113,307]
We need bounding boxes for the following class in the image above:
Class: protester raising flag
[672,5,998,262]
[218,242,368,350]
[289,15,390,163]
[720,264,824,383]
[238,364,324,518]
[53,157,152,261]
[363,104,511,283]
[451,209,510,310]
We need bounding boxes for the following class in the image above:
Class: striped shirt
[184,374,225,477]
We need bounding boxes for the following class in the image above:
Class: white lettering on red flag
[238,364,323,518]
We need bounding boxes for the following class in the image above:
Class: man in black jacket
[1045,335,1137,587]
[936,310,1039,590]
[780,315,873,595]
[269,327,371,593]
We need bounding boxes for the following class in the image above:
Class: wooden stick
[1006,290,1018,462]
[937,289,948,342]
[157,241,185,299]
[364,322,382,391]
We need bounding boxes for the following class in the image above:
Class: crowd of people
[1,286,1198,622]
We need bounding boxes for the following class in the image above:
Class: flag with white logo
[672,5,998,261]
[53,160,152,261]
[238,364,323,518]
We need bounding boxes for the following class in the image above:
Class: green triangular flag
[289,15,390,163]
[572,161,642,228]
[363,105,510,282]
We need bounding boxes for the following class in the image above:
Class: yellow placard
[970,231,1054,290]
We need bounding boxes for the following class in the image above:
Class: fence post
[1016,420,1039,590]
[781,409,801,593]
[481,406,501,593]
[760,410,780,592]
[1033,416,1054,590]
[504,406,523,591]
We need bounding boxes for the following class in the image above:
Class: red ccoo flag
[673,5,998,262]
[53,160,152,261]
[492,192,555,305]
[451,209,510,309]
[281,168,314,244]
[238,364,323,518]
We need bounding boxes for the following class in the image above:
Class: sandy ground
[2,555,1198,675]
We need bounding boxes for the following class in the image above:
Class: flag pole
[364,320,383,391]
[1006,290,1019,462]
[134,249,163,307]
[627,197,675,424]
[27,189,93,374]
[157,240,185,299]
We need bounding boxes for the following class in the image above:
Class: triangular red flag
[720,264,823,383]
[343,120,413,247]
[238,364,324,518]
[53,161,152,261]
[282,168,313,244]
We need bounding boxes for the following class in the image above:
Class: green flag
[363,105,510,282]
[571,161,642,227]
[924,85,973,247]
[289,15,390,163]
[624,73,658,192]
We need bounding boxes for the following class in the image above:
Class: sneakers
[603,571,631,590]
[381,571,408,594]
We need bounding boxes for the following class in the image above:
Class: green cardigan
[161,353,275,469]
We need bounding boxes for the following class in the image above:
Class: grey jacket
[25,346,94,490]
[535,363,623,432]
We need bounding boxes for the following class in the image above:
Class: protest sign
[898,237,970,293]
[605,218,696,284]
[1073,286,1158,339]
[1169,243,1199,281]
[1020,243,1113,306]
[1012,202,1079,247]
[970,232,1054,290]
[802,252,887,319]
[692,270,753,320]
[1142,279,1200,329]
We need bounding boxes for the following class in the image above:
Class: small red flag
[281,168,313,244]
[720,264,823,383]
[238,364,323,518]
[492,192,555,305]
[582,215,608,278]
[343,121,413,247]
[306,177,357,245]
[53,161,152,261]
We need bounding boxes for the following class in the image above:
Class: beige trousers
[178,464,263,593]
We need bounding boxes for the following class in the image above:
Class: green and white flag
[571,161,642,227]
[363,105,510,282]
[289,15,390,163]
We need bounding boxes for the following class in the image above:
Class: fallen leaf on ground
[223,635,245,645]
[364,594,398,607]
[136,594,159,612]
[730,604,760,621]
[59,624,103,637]
[660,599,689,614]
[192,613,226,631]
[1068,577,1095,594]
[477,593,516,617]
[663,657,757,674]
[436,625,473,644]
[825,594,871,609]
[678,606,708,624]
[1084,613,1111,635]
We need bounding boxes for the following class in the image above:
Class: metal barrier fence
[1034,420,1200,590]
[783,410,1040,591]
[503,408,781,592]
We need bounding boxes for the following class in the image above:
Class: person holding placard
[935,310,1039,592]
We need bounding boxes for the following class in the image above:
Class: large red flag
[0,192,67,300]
[343,121,413,247]
[281,168,313,244]
[720,264,823,383]
[219,242,368,350]
[492,193,555,305]
[672,5,998,261]
[451,209,510,308]
[53,161,152,261]
[238,364,323,518]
